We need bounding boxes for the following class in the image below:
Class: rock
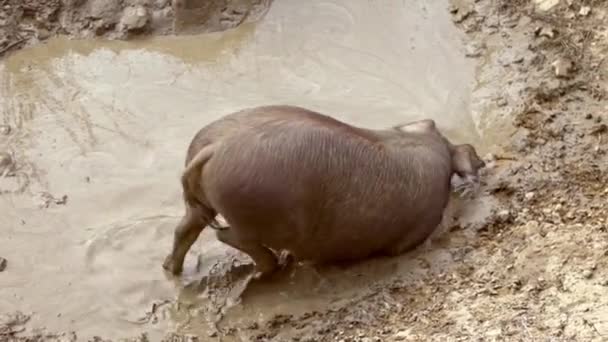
[88,0,121,21]
[37,28,51,40]
[535,26,556,39]
[393,330,413,341]
[534,0,560,11]
[0,152,15,176]
[497,209,511,222]
[525,192,535,201]
[590,124,607,136]
[119,6,149,31]
[0,124,10,135]
[465,42,485,58]
[497,97,508,107]
[484,153,497,162]
[552,57,573,78]
[0,257,6,272]
[452,8,474,24]
[155,0,170,7]
[185,334,199,341]
[579,6,591,16]
[55,332,77,342]
[38,192,69,208]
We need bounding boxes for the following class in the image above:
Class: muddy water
[0,0,479,339]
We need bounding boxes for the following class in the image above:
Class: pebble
[536,26,556,39]
[525,192,535,201]
[89,0,121,21]
[0,124,10,135]
[465,42,485,58]
[552,57,573,78]
[497,97,508,107]
[393,330,412,341]
[451,7,474,24]
[184,334,199,342]
[0,151,15,176]
[579,6,591,16]
[119,6,149,31]
[497,209,511,222]
[534,0,560,12]
[37,28,51,40]
[0,257,7,272]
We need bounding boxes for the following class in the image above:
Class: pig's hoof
[252,264,279,280]
[162,255,183,275]
[279,251,296,270]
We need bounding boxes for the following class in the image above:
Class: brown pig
[163,105,484,276]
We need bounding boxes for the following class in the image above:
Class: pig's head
[450,143,485,183]
[391,119,485,183]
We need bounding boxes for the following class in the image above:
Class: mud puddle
[0,0,489,339]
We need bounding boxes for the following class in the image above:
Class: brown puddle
[0,0,492,339]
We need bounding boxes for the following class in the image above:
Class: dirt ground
[2,0,608,341]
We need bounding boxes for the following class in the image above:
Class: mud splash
[0,0,486,340]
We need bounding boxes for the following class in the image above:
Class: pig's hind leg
[163,204,217,275]
[215,227,279,278]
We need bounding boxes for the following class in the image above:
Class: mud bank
[2,0,607,341]
[0,0,272,58]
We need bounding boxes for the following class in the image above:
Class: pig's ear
[393,119,436,134]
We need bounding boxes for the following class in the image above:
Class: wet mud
[2,0,608,341]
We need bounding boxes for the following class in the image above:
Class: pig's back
[202,110,448,261]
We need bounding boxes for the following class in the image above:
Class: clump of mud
[0,0,272,58]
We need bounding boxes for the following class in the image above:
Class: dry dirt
[2,0,608,341]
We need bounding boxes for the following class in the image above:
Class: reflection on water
[0,0,480,339]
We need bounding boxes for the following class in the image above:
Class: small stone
[535,26,556,39]
[119,6,149,31]
[451,7,474,24]
[585,113,593,120]
[0,257,7,272]
[552,57,573,78]
[534,0,560,11]
[497,209,511,222]
[0,152,15,176]
[88,0,121,21]
[486,328,503,337]
[525,192,535,201]
[0,124,10,135]
[465,42,485,58]
[37,28,51,40]
[393,330,412,341]
[579,6,591,16]
[583,269,594,279]
[497,97,508,107]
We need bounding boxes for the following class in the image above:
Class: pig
[163,105,485,277]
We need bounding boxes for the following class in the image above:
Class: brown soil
[2,0,608,341]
